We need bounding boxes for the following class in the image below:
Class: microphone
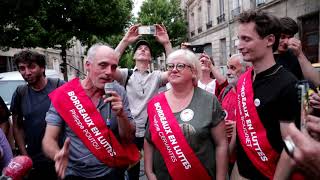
[104,82,114,127]
[1,156,33,180]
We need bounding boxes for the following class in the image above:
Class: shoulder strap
[221,84,233,100]
[47,78,61,88]
[14,84,28,115]
[16,84,28,99]
[124,69,133,90]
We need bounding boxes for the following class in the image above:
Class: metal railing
[217,13,225,24]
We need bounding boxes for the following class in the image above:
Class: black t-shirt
[274,50,303,80]
[236,64,300,179]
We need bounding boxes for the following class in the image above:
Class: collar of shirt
[133,66,150,74]
[255,63,282,80]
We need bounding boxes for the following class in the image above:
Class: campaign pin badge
[180,109,194,122]
[254,98,260,107]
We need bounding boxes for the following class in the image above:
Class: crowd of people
[0,9,319,180]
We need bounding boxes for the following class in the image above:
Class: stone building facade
[0,38,85,80]
[181,0,319,66]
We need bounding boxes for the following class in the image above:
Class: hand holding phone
[138,25,156,35]
[297,81,311,132]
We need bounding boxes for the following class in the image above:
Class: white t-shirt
[198,79,216,94]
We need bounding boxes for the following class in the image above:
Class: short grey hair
[86,42,111,63]
[229,53,251,72]
[167,49,202,82]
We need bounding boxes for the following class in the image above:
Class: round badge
[254,98,260,107]
[180,109,194,122]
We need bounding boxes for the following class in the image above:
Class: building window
[217,13,225,24]
[206,0,212,28]
[300,13,319,63]
[231,0,240,18]
[217,0,225,24]
[256,0,265,6]
[220,38,227,64]
[219,0,224,16]
[191,30,195,37]
[190,11,195,36]
[197,6,202,32]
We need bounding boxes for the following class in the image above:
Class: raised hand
[54,137,70,179]
[309,91,320,110]
[123,24,141,45]
[288,38,302,57]
[306,115,320,141]
[287,124,320,179]
[154,24,170,45]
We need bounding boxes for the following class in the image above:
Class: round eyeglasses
[166,63,192,71]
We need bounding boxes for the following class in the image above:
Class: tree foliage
[137,0,187,57]
[0,0,133,49]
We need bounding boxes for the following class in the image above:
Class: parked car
[0,69,61,109]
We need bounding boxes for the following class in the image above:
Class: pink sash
[147,93,211,180]
[49,78,140,168]
[236,68,279,179]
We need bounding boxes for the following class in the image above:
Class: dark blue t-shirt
[10,78,64,162]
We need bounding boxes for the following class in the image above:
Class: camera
[187,45,204,54]
[138,26,156,35]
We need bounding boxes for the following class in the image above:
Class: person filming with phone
[114,24,172,180]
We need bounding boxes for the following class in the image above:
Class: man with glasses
[115,24,172,180]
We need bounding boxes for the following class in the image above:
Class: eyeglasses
[166,63,192,71]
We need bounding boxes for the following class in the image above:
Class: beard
[24,72,43,85]
[227,76,238,86]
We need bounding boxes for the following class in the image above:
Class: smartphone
[138,26,156,35]
[283,136,295,157]
[296,80,310,131]
[187,45,204,54]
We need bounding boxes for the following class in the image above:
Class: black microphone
[104,82,114,127]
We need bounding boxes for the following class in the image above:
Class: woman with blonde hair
[144,49,228,180]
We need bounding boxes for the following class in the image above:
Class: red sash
[236,68,279,179]
[147,93,211,180]
[49,78,140,168]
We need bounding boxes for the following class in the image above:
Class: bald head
[85,43,119,89]
[87,43,118,63]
